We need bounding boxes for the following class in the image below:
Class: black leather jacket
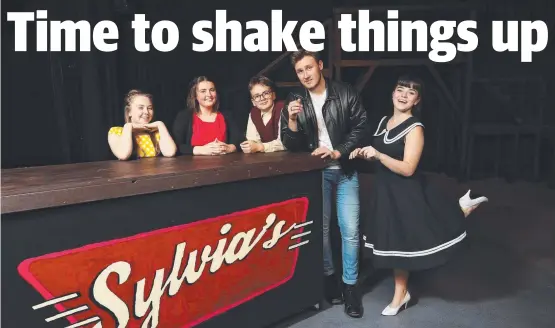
[280,78,368,174]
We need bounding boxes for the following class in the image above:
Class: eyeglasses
[251,90,273,102]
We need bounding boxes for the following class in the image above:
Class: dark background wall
[2,0,553,183]
[1,0,332,167]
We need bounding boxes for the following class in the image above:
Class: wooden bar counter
[2,152,328,328]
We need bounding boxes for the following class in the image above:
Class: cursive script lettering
[91,213,296,328]
[263,217,297,249]
[134,268,165,328]
[91,261,131,327]
[223,213,277,265]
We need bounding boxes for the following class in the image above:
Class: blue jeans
[322,168,360,285]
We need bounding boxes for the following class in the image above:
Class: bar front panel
[2,170,324,328]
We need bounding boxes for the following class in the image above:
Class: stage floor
[273,174,555,328]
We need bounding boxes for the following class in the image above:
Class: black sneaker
[324,274,344,305]
[343,283,363,318]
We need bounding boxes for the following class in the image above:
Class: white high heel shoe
[381,292,411,316]
[459,189,488,210]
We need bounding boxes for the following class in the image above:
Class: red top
[191,113,227,146]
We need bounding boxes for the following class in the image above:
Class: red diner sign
[18,197,311,328]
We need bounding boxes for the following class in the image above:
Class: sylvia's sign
[18,198,311,328]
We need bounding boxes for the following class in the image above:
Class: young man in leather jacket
[280,49,367,318]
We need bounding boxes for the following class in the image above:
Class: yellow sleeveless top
[108,126,161,158]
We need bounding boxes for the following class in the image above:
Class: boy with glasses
[241,75,286,153]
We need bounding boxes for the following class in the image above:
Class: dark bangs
[396,75,423,95]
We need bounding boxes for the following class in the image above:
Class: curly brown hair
[186,76,220,113]
[124,89,153,123]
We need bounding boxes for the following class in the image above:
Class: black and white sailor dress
[362,115,467,271]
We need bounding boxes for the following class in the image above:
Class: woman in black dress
[349,75,487,316]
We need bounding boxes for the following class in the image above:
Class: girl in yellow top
[108,90,177,160]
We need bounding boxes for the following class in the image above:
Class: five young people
[107,49,488,319]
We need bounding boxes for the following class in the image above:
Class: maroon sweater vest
[249,100,284,143]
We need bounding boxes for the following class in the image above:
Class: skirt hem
[362,232,467,271]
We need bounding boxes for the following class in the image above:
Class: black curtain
[2,0,121,167]
[2,0,66,167]
[4,0,333,168]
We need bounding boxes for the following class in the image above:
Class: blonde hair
[124,89,153,123]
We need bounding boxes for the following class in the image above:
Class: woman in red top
[172,76,242,155]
